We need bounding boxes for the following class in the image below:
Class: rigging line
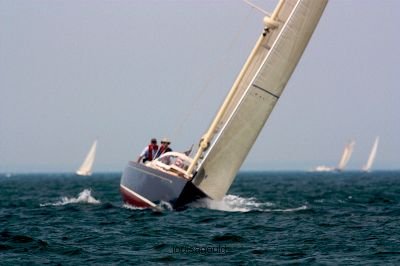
[243,0,272,16]
[171,8,254,142]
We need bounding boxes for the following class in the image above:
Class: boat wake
[157,201,173,211]
[40,189,101,206]
[122,195,307,213]
[191,195,308,213]
[122,203,146,210]
[122,201,173,211]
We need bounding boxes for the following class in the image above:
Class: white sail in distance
[76,140,98,176]
[362,136,379,172]
[337,140,355,171]
[189,0,328,200]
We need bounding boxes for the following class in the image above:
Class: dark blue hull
[120,161,206,209]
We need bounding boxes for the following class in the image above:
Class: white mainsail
[76,140,98,176]
[362,136,379,172]
[187,0,328,199]
[337,140,355,171]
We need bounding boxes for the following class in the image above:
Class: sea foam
[192,194,307,213]
[40,189,100,206]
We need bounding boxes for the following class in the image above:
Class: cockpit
[146,152,193,179]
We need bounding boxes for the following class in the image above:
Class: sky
[1,0,399,173]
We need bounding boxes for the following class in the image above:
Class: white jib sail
[337,140,355,171]
[362,136,379,172]
[190,0,328,199]
[76,140,98,176]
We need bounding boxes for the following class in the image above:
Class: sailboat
[120,0,328,209]
[312,140,355,172]
[362,136,379,172]
[336,140,355,171]
[76,140,97,176]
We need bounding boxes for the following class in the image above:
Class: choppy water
[1,171,400,265]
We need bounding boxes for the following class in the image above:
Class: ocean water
[1,171,400,265]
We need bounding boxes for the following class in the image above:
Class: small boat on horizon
[312,140,355,172]
[76,140,97,176]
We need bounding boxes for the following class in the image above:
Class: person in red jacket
[137,138,158,163]
[155,138,173,158]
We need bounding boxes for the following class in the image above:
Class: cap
[161,137,170,144]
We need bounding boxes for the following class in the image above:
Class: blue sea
[1,171,400,265]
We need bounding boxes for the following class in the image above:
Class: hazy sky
[1,0,399,172]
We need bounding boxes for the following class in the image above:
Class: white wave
[122,201,172,212]
[191,195,274,212]
[157,201,173,211]
[191,194,308,213]
[269,205,308,212]
[40,189,100,206]
[122,203,146,210]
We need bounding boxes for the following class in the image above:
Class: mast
[185,29,267,177]
[187,3,285,176]
[187,0,328,199]
[186,1,286,178]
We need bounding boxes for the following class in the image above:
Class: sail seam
[253,84,280,99]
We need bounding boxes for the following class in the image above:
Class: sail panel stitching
[253,84,280,99]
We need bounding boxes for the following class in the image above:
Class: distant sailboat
[76,140,97,176]
[312,140,355,172]
[362,136,379,172]
[336,140,355,171]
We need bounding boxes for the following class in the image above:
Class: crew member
[155,137,172,158]
[137,138,158,163]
